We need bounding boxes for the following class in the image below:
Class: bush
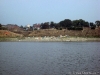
[91,27,95,29]
[67,27,83,30]
[59,28,62,30]
[75,27,83,30]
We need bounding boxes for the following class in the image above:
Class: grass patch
[0,38,9,41]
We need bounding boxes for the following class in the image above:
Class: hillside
[29,27,100,37]
[0,30,23,38]
[0,27,100,38]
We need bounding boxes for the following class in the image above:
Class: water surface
[0,42,100,75]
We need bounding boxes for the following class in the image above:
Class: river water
[0,42,100,75]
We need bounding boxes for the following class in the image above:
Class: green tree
[41,22,49,29]
[84,21,89,27]
[95,20,100,27]
[72,19,86,27]
[59,19,72,28]
[55,23,60,29]
[68,19,85,30]
[72,20,79,27]
[64,19,72,27]
[20,25,23,28]
[79,19,86,27]
[0,24,2,30]
[59,21,64,28]
[50,21,55,28]
[90,22,96,29]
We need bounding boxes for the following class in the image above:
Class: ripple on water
[0,42,100,75]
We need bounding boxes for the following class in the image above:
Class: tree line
[40,19,100,30]
[0,24,7,30]
[0,19,100,30]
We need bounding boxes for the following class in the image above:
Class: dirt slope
[0,30,23,37]
[29,27,100,37]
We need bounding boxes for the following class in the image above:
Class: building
[6,24,22,31]
[25,24,31,30]
[1,25,7,30]
[33,24,41,30]
[26,24,30,28]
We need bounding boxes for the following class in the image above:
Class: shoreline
[0,37,100,42]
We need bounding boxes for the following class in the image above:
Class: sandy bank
[0,37,100,42]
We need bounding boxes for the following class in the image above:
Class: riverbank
[0,37,100,42]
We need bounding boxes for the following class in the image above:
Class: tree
[41,22,49,29]
[72,19,86,27]
[55,23,60,29]
[95,20,100,27]
[90,22,94,26]
[50,21,55,28]
[59,19,72,29]
[67,19,85,30]
[0,24,2,30]
[40,23,43,29]
[64,19,72,28]
[59,21,65,28]
[78,19,86,27]
[90,22,96,29]
[72,20,79,27]
[84,21,89,27]
[20,25,23,28]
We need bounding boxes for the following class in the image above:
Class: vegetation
[0,19,100,38]
[40,19,100,30]
[0,19,100,31]
[0,38,8,41]
[0,24,7,30]
[0,24,2,30]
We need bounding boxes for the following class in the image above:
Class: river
[0,42,100,75]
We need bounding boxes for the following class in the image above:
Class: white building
[27,24,30,28]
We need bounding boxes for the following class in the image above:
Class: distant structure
[1,24,7,30]
[33,24,41,30]
[26,24,31,30]
[6,24,22,31]
[27,24,30,28]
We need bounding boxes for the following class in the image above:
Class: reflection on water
[0,42,100,75]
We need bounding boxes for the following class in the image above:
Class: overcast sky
[0,0,100,26]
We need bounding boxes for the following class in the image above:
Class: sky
[0,0,100,26]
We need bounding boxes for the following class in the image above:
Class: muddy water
[0,42,100,75]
